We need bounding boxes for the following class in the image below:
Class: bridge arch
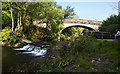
[60,25,96,34]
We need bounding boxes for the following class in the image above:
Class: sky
[56,2,119,21]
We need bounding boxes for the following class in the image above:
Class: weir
[14,44,47,56]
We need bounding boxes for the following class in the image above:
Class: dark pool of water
[2,41,53,72]
[2,47,37,72]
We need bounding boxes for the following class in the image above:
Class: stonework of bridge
[33,19,102,32]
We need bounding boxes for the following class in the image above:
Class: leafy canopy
[99,15,120,33]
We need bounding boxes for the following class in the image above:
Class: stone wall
[64,19,102,25]
[91,32,114,39]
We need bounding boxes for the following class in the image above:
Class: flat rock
[21,39,32,43]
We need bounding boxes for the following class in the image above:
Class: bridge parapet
[64,19,102,25]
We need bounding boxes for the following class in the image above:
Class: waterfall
[14,44,48,56]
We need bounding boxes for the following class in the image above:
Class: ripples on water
[14,44,48,56]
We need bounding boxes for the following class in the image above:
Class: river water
[2,43,48,72]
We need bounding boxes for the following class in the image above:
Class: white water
[14,44,47,56]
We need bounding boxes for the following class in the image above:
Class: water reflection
[2,44,48,72]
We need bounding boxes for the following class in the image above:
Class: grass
[77,57,92,69]
[26,38,120,72]
[54,37,120,72]
[6,36,120,72]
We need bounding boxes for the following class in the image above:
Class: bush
[69,36,97,52]
[2,11,10,28]
[2,27,20,46]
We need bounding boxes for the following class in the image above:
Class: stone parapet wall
[64,19,102,25]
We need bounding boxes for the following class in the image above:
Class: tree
[9,2,14,31]
[14,2,23,30]
[43,2,65,38]
[99,15,120,33]
[2,2,24,31]
[2,2,14,30]
[2,1,75,40]
[26,2,65,38]
[64,6,75,19]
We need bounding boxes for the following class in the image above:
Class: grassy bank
[38,36,119,72]
[8,36,120,72]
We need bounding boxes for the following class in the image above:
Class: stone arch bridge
[33,19,102,32]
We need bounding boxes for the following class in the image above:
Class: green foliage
[77,57,92,69]
[61,27,89,42]
[61,34,119,56]
[2,1,78,42]
[37,56,75,72]
[47,38,119,72]
[62,27,86,36]
[2,27,22,47]
[0,31,2,41]
[99,15,120,33]
[108,67,120,72]
[2,11,10,28]
[46,6,65,39]
[26,2,65,39]
[104,49,118,59]
[58,58,72,68]
[69,36,96,52]
[64,6,75,19]
[2,27,12,41]
[38,58,63,72]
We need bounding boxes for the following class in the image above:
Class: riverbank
[2,37,120,72]
[2,39,32,48]
[2,27,53,48]
[45,39,119,72]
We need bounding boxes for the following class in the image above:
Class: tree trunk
[20,13,22,30]
[20,13,22,26]
[9,2,14,31]
[17,11,20,30]
[11,9,14,31]
[46,21,49,32]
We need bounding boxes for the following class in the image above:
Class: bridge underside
[61,25,95,34]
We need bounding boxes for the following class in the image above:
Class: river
[2,42,49,72]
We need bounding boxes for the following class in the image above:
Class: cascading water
[14,44,48,56]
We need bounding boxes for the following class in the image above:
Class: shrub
[2,27,20,46]
[69,36,97,52]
